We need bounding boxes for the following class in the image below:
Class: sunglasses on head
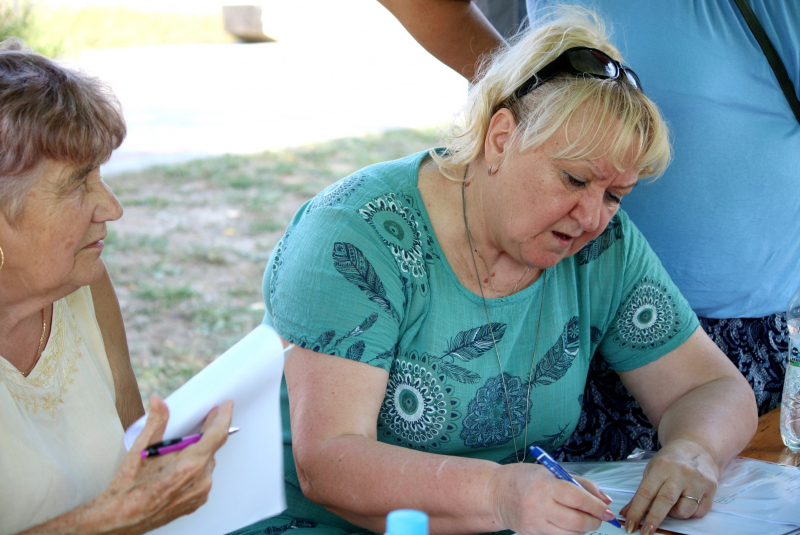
[513,46,642,99]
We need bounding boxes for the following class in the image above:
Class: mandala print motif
[378,356,459,451]
[614,277,679,350]
[461,373,530,448]
[268,230,290,300]
[576,214,622,265]
[306,172,367,215]
[359,193,427,278]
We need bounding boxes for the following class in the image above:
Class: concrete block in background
[223,5,274,42]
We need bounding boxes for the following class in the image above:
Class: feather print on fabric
[439,362,481,384]
[443,323,507,361]
[333,312,379,347]
[590,326,604,344]
[332,242,399,321]
[531,317,580,386]
[345,340,366,361]
[433,323,507,384]
[313,330,335,351]
[576,214,622,265]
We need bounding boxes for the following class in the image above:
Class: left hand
[619,439,718,534]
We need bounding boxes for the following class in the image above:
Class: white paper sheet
[124,325,287,535]
[565,456,800,535]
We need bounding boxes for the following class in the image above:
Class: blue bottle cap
[386,509,429,535]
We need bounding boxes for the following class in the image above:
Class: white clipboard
[124,325,287,534]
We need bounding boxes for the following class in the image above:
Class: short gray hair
[0,37,126,221]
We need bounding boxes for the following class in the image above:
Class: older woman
[0,39,232,534]
[240,8,758,535]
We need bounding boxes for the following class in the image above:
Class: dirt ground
[104,128,440,402]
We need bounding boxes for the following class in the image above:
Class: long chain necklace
[475,251,531,297]
[22,308,47,378]
[461,166,547,463]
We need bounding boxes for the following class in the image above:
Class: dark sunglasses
[513,46,642,99]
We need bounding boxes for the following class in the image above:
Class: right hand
[490,462,617,535]
[84,396,234,534]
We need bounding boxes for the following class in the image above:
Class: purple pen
[141,427,240,458]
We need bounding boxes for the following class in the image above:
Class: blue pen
[530,446,623,529]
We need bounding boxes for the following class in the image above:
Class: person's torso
[264,150,698,530]
[528,0,800,318]
[0,286,127,534]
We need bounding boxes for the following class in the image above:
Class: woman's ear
[484,108,517,167]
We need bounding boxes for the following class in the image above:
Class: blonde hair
[432,6,670,181]
[0,38,126,221]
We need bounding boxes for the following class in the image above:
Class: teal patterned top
[261,150,699,531]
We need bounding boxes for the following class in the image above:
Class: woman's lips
[553,231,574,247]
[82,239,104,250]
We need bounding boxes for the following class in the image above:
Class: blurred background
[2,0,467,403]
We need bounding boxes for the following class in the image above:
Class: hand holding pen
[530,446,623,530]
[83,397,235,533]
[142,427,240,458]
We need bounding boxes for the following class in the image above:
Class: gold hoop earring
[0,245,4,272]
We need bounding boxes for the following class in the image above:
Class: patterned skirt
[552,313,789,462]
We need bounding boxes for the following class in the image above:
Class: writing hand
[490,463,616,535]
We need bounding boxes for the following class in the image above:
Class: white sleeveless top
[0,286,127,534]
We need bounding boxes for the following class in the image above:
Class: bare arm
[16,397,233,535]
[286,343,615,534]
[90,262,145,429]
[618,327,758,533]
[376,0,504,82]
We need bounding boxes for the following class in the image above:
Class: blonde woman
[242,8,757,535]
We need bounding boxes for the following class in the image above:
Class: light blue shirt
[528,0,800,318]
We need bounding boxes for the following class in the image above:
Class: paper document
[565,456,800,535]
[124,325,287,534]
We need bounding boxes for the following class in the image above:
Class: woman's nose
[93,179,123,223]
[572,192,603,233]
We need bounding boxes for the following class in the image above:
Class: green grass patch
[123,196,170,209]
[106,233,169,254]
[134,283,199,306]
[107,128,441,400]
[39,7,233,53]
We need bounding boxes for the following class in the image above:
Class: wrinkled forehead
[29,159,97,189]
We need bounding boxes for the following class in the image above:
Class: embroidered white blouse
[0,286,127,534]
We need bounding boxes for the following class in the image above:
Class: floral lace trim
[0,294,82,417]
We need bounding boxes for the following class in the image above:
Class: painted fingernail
[601,490,613,503]
[603,508,616,521]
[642,524,655,535]
[626,519,636,534]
